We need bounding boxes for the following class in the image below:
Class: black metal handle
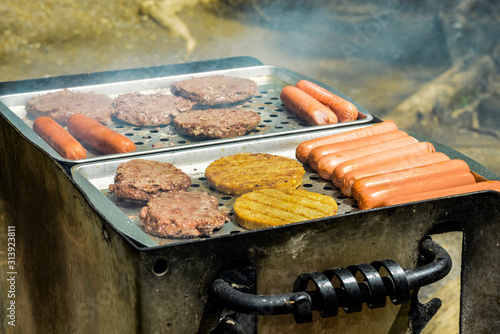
[209,238,451,324]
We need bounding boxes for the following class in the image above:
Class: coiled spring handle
[209,238,451,323]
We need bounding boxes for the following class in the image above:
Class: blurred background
[1,0,499,332]
[2,0,499,173]
[2,0,499,177]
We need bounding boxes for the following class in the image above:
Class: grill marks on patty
[139,191,230,238]
[26,89,114,125]
[205,153,306,196]
[173,108,261,138]
[170,75,258,105]
[234,188,338,230]
[112,92,195,126]
[109,159,191,201]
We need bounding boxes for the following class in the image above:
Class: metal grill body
[0,57,499,334]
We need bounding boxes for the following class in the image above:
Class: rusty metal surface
[0,111,141,334]
[456,193,500,333]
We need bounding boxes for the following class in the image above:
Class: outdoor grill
[0,56,499,334]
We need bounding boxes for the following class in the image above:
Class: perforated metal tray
[0,65,372,167]
[71,126,369,248]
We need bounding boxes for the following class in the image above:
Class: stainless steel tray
[0,65,372,166]
[71,126,371,248]
[70,122,500,249]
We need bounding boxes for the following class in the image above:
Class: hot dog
[33,116,87,160]
[296,80,359,122]
[383,181,500,207]
[308,130,409,171]
[316,136,418,179]
[67,113,136,155]
[351,159,472,201]
[280,86,338,126]
[295,121,398,163]
[340,152,450,196]
[331,142,437,188]
[355,171,476,210]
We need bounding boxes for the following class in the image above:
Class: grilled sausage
[330,142,437,188]
[296,80,358,122]
[32,116,86,160]
[355,171,476,210]
[295,121,398,163]
[351,159,472,201]
[280,86,338,126]
[340,152,450,196]
[67,113,136,155]
[316,136,418,179]
[308,130,409,171]
[383,181,500,207]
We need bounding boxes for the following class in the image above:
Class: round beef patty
[109,159,191,201]
[173,108,261,139]
[112,92,195,126]
[139,191,230,238]
[26,89,114,125]
[170,75,258,105]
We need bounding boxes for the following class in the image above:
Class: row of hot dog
[280,79,360,125]
[295,121,500,210]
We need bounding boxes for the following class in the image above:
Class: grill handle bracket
[209,238,451,324]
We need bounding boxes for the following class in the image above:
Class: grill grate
[91,155,360,247]
[103,85,308,155]
[0,65,372,165]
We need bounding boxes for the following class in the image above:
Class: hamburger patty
[234,188,338,230]
[139,191,230,238]
[173,108,261,139]
[112,92,195,126]
[205,153,305,196]
[26,89,114,125]
[170,75,258,105]
[109,159,191,201]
